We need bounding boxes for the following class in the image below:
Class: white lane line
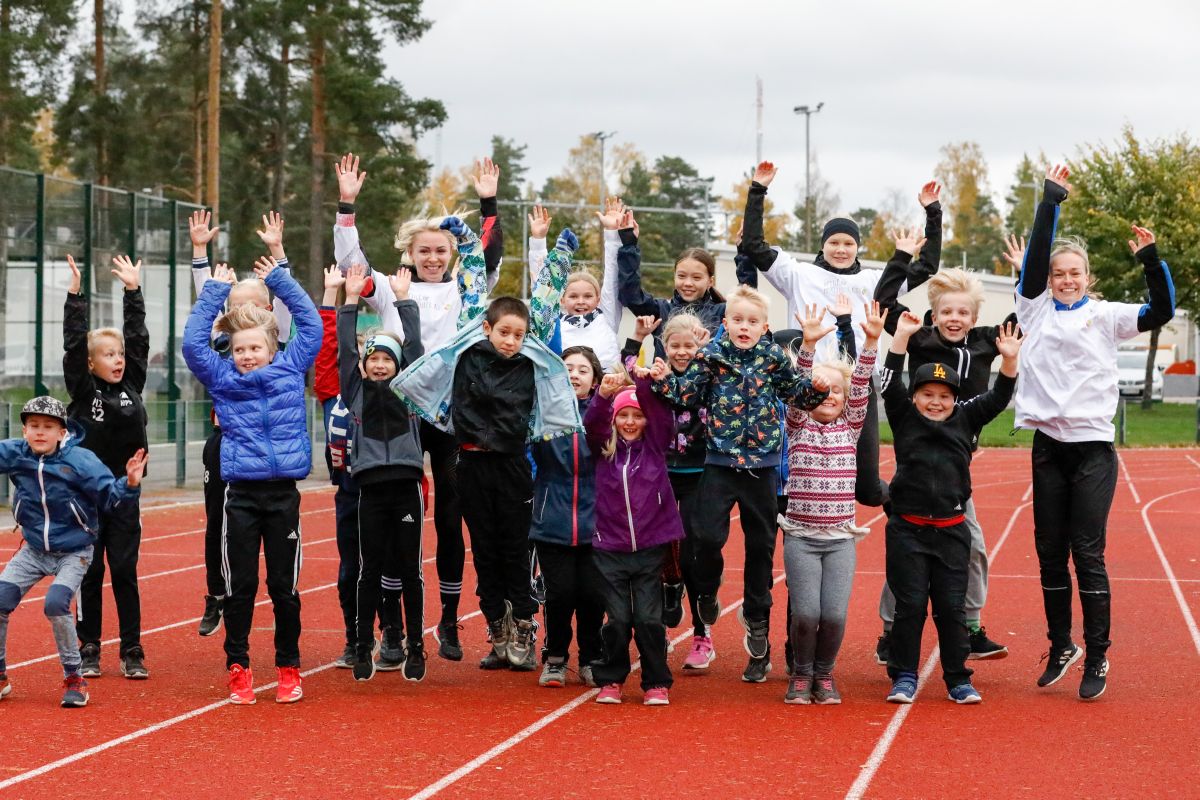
[141,510,434,543]
[1140,487,1200,657]
[135,484,337,514]
[1118,453,1141,506]
[843,494,1032,800]
[0,609,482,791]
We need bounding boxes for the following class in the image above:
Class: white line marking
[843,493,1031,800]
[1118,453,1141,505]
[1140,487,1200,656]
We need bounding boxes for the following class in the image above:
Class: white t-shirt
[536,231,622,369]
[1014,291,1142,443]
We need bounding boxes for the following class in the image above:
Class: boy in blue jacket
[0,397,145,708]
[183,256,321,706]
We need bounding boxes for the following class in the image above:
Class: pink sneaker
[682,635,715,671]
[643,686,670,706]
[595,683,623,704]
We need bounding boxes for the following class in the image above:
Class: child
[873,235,1016,663]
[529,345,605,688]
[780,301,883,704]
[183,256,321,705]
[339,264,427,682]
[0,397,145,708]
[188,209,294,638]
[1016,165,1174,700]
[528,200,624,369]
[63,252,150,680]
[617,210,726,335]
[880,311,1021,705]
[655,285,828,683]
[393,222,578,672]
[334,154,503,661]
[586,366,684,705]
[743,161,942,511]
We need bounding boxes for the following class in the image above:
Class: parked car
[1117,350,1163,400]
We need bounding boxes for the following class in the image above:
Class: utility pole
[206,0,222,224]
[793,102,824,252]
[755,77,763,164]
[591,131,616,208]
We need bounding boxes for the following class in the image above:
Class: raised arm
[962,321,1020,430]
[389,268,424,366]
[584,373,623,450]
[633,361,674,450]
[596,197,625,329]
[111,255,149,393]
[256,210,292,343]
[1128,226,1176,332]
[337,266,368,404]
[742,161,783,273]
[1018,165,1071,300]
[654,349,712,408]
[62,254,94,401]
[474,158,504,289]
[530,229,579,343]
[182,274,233,385]
[444,216,487,327]
[912,181,944,285]
[879,309,922,427]
[314,265,343,405]
[875,226,926,335]
[256,257,320,371]
[846,301,885,430]
[616,210,665,319]
[189,209,220,298]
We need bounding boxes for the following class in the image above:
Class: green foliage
[0,0,74,169]
[1004,152,1047,238]
[935,141,1004,273]
[618,155,710,299]
[489,134,529,297]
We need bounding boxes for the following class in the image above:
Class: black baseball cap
[911,362,960,397]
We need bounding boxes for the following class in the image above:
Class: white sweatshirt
[529,230,623,369]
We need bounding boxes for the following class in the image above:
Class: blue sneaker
[947,683,982,704]
[886,672,918,704]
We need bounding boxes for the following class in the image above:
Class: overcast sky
[384,0,1199,226]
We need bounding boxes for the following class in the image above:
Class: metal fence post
[0,403,9,502]
[34,173,47,396]
[166,199,180,443]
[82,183,93,295]
[1118,397,1127,446]
[175,400,187,488]
[128,191,137,259]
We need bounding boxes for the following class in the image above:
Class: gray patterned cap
[20,396,69,425]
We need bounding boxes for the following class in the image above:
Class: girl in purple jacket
[584,364,684,706]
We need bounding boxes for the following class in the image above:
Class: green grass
[880,401,1200,448]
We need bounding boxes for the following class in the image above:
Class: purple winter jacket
[584,373,685,553]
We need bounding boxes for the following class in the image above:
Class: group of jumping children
[0,154,1174,710]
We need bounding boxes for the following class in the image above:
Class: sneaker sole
[228,694,256,705]
[948,692,982,704]
[1038,646,1084,687]
[80,668,101,679]
[334,661,355,670]
[0,684,10,699]
[354,663,377,682]
[595,696,622,705]
[198,617,222,637]
[886,693,915,704]
[120,662,150,680]
[275,691,303,704]
[61,696,89,708]
[875,654,888,667]
[643,698,669,706]
[540,679,565,688]
[812,695,842,705]
[682,655,716,671]
[374,660,404,672]
[741,663,772,683]
[403,666,427,683]
[967,647,1009,661]
[1079,683,1107,702]
[783,695,812,705]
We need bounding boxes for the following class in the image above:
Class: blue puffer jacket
[183,268,322,482]
[530,396,596,547]
[0,420,140,553]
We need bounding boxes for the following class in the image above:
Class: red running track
[0,449,1197,798]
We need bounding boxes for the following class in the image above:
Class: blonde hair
[661,312,703,346]
[393,207,475,256]
[725,285,770,316]
[564,270,600,295]
[813,356,854,398]
[88,328,124,355]
[215,304,279,352]
[1050,236,1101,298]
[600,370,635,459]
[927,268,985,315]
[229,277,270,307]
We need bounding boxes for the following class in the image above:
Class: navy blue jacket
[529,396,596,547]
[616,229,726,335]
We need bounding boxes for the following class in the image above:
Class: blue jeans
[0,544,94,675]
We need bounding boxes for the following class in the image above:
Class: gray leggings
[880,497,988,627]
[784,535,856,677]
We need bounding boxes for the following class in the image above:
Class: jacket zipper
[37,455,50,550]
[259,373,278,475]
[571,434,579,546]
[69,501,93,536]
[621,447,637,551]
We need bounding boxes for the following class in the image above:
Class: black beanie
[821,218,861,246]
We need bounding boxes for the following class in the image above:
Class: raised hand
[473,157,499,199]
[555,228,579,254]
[67,253,82,294]
[619,208,640,239]
[252,256,278,281]
[599,372,626,398]
[336,152,367,203]
[324,263,346,290]
[255,211,285,257]
[892,226,928,256]
[830,291,852,318]
[1001,233,1026,271]
[110,254,142,290]
[860,300,888,342]
[733,221,744,247]
[634,315,661,340]
[693,324,711,349]
[796,302,835,349]
[1128,224,1156,255]
[994,320,1024,359]
[189,209,219,248]
[917,180,942,208]
[212,263,236,285]
[439,215,470,239]
[389,267,412,300]
[1046,163,1072,194]
[894,309,923,339]
[125,448,148,488]
[528,205,552,239]
[753,160,777,188]
[596,196,625,230]
[811,373,831,393]
[648,357,669,381]
[344,263,367,300]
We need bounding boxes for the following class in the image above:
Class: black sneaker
[353,645,376,682]
[119,646,149,680]
[1037,643,1083,687]
[967,627,1009,660]
[875,632,890,666]
[198,595,223,637]
[741,646,772,683]
[479,650,508,670]
[696,594,720,627]
[737,608,769,660]
[376,628,404,671]
[1079,659,1108,701]
[662,582,685,628]
[334,643,356,669]
[403,639,427,682]
[79,643,101,678]
[435,620,464,662]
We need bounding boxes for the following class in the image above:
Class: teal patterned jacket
[655,334,827,469]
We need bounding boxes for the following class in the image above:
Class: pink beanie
[611,387,641,417]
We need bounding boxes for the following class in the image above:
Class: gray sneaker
[507,618,538,668]
[579,664,597,687]
[487,602,513,660]
[742,647,772,683]
[79,643,101,678]
[784,675,812,704]
[539,658,567,688]
[812,674,842,705]
[376,629,404,672]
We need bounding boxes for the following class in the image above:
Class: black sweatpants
[591,546,672,690]
[535,541,604,665]
[691,464,778,623]
[457,450,537,623]
[885,516,972,690]
[422,421,466,624]
[1031,431,1116,661]
[356,478,425,649]
[76,495,142,655]
[668,470,706,637]
[334,477,361,645]
[855,379,889,508]
[222,479,302,669]
[202,427,227,597]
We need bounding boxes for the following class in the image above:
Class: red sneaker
[228,665,255,705]
[276,666,303,704]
